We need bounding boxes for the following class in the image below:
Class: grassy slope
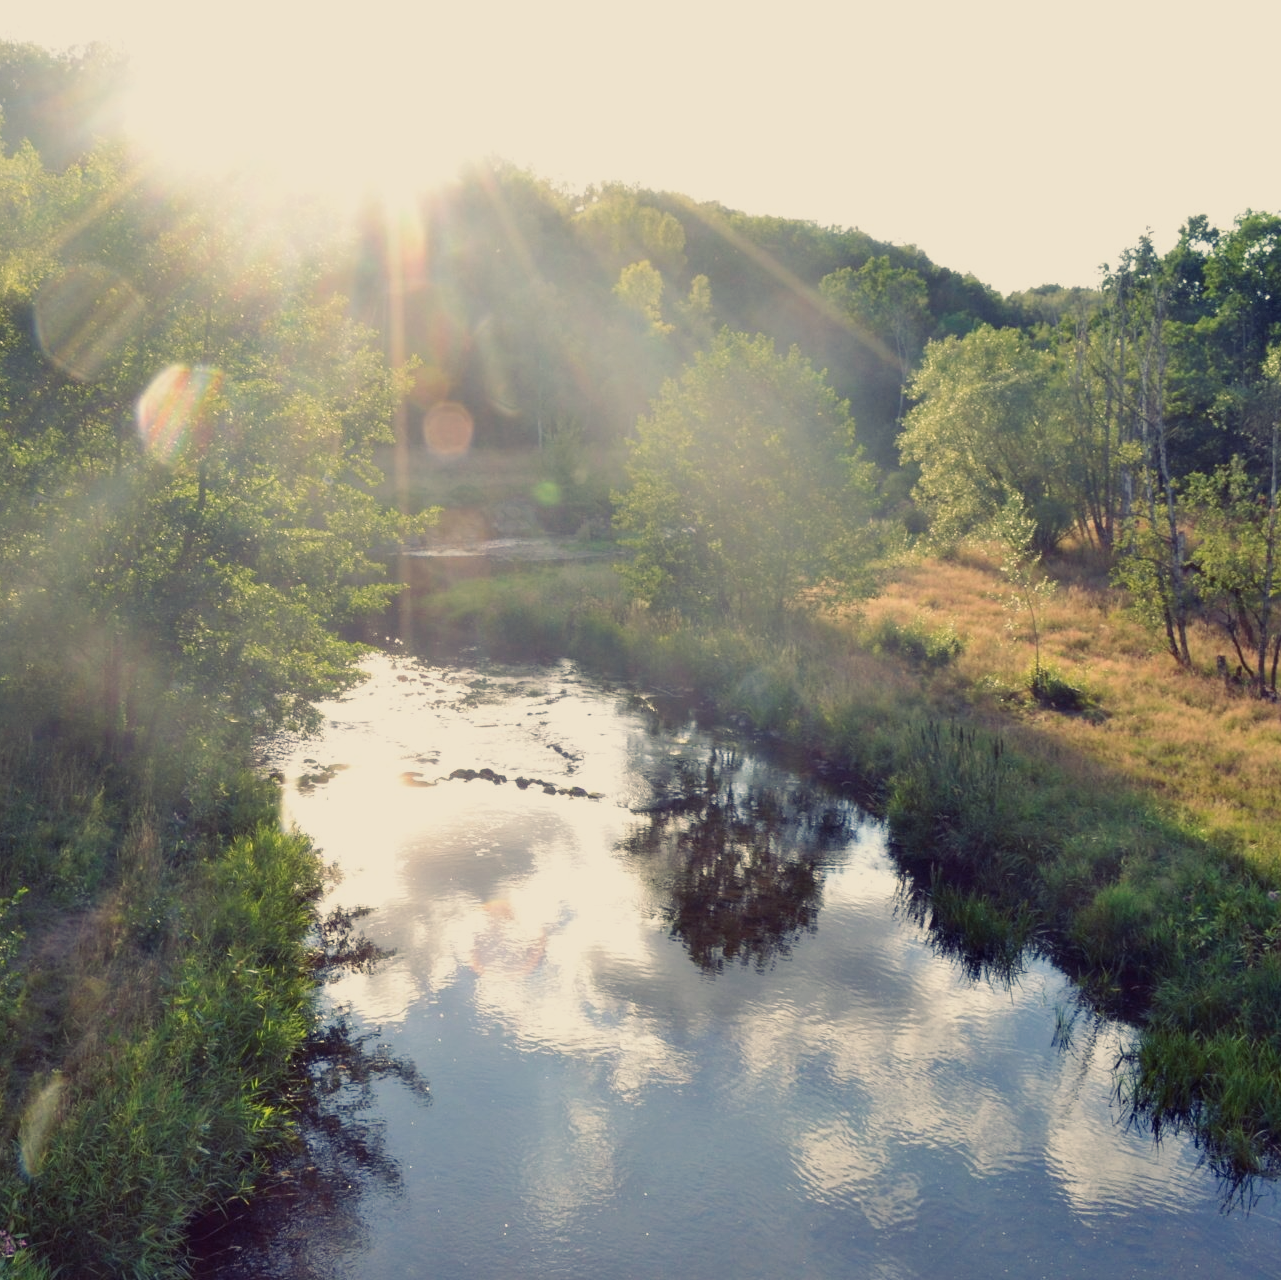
[0,750,324,1278]
[864,542,1281,872]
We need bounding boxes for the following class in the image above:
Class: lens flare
[136,364,222,463]
[473,314,519,417]
[34,264,144,382]
[18,1072,65,1182]
[422,401,474,457]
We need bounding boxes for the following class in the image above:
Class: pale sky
[4,0,1278,295]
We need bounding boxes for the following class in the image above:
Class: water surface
[198,653,1279,1278]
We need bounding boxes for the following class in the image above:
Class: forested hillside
[345,166,1025,467]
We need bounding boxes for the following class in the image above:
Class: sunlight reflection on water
[207,653,1280,1280]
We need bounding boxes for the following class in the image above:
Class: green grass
[0,718,325,1277]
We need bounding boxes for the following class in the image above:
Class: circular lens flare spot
[34,264,144,382]
[532,480,561,507]
[137,364,222,463]
[422,401,474,457]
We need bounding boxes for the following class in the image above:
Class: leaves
[0,141,414,757]
[614,329,875,624]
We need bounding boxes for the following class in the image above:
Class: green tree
[992,498,1058,696]
[1184,457,1281,694]
[613,330,875,624]
[0,142,420,766]
[1182,351,1281,695]
[573,186,687,278]
[820,256,930,425]
[899,326,1075,552]
[613,259,672,336]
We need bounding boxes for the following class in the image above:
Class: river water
[196,653,1279,1278]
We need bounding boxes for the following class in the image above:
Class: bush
[867,615,964,669]
[1029,663,1093,713]
[3,824,322,1277]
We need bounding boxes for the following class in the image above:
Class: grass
[0,725,325,1277]
[410,541,1281,1185]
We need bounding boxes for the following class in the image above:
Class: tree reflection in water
[620,747,852,973]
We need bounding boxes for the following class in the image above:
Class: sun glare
[117,23,477,218]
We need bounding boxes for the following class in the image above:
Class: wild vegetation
[5,33,1281,1271]
[0,47,423,1276]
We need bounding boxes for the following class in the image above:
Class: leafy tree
[0,41,128,168]
[1184,458,1281,694]
[991,498,1058,698]
[613,259,672,336]
[1104,241,1193,666]
[673,272,715,354]
[899,326,1076,552]
[0,142,421,767]
[820,256,930,424]
[1181,352,1281,695]
[614,330,875,624]
[573,186,687,278]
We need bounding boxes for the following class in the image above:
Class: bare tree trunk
[1256,412,1280,695]
[1138,285,1191,665]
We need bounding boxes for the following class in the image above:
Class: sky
[4,0,1279,296]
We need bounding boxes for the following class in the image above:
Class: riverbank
[0,739,324,1277]
[404,552,1281,1184]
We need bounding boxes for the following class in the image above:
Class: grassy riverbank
[407,550,1281,1186]
[0,734,323,1277]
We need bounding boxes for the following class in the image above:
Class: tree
[0,141,422,767]
[899,326,1076,552]
[613,259,672,336]
[1184,458,1281,695]
[1182,351,1281,697]
[992,498,1058,699]
[613,330,875,624]
[1107,240,1193,667]
[820,256,930,425]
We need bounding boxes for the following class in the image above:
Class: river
[193,652,1280,1278]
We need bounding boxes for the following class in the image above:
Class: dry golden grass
[860,543,1281,876]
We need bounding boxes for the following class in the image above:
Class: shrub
[1029,662,1094,713]
[867,615,964,669]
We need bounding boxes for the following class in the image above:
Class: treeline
[0,88,420,776]
[347,164,1023,468]
[901,216,1281,694]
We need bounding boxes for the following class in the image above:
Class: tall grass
[0,711,325,1276]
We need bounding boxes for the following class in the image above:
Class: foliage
[6,824,323,1277]
[1183,439,1281,697]
[865,615,964,669]
[820,255,930,423]
[613,259,672,336]
[613,329,878,625]
[0,889,25,1033]
[900,326,1077,552]
[0,117,419,1277]
[991,497,1058,688]
[0,141,422,762]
